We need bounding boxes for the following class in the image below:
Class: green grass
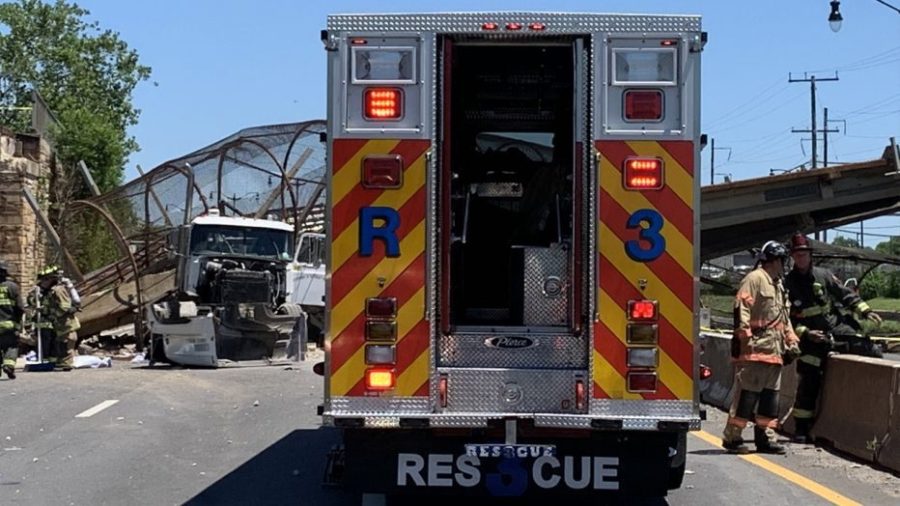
[867,298,900,312]
[700,294,734,315]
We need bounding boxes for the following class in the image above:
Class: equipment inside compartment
[446,42,575,327]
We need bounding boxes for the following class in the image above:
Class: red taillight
[700,365,713,380]
[366,297,397,318]
[623,157,664,190]
[482,22,499,30]
[528,22,546,31]
[351,38,368,45]
[624,89,664,121]
[362,155,403,189]
[660,39,677,46]
[366,369,395,390]
[628,299,658,321]
[575,379,585,410]
[505,22,523,31]
[627,372,658,392]
[439,375,448,408]
[364,88,402,120]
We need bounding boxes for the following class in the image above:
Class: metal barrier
[699,331,734,410]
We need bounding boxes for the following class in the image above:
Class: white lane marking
[75,400,120,418]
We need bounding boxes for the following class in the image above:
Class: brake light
[364,88,402,120]
[624,89,664,121]
[366,297,397,318]
[482,22,499,31]
[623,157,664,190]
[505,22,523,31]
[700,365,713,380]
[627,372,658,392]
[628,300,658,321]
[528,22,546,31]
[362,155,403,189]
[366,369,395,390]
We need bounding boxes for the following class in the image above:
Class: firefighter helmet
[789,232,813,252]
[759,240,789,263]
[0,260,8,274]
[38,265,61,279]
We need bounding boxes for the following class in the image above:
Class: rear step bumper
[325,411,701,431]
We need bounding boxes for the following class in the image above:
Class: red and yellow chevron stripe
[594,140,696,401]
[329,138,431,398]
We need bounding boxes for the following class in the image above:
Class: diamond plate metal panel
[520,245,569,326]
[439,332,587,368]
[329,396,431,416]
[590,399,695,418]
[533,415,700,430]
[440,368,587,414]
[475,182,524,198]
[430,415,491,428]
[328,13,701,34]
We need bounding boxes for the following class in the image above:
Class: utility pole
[789,73,839,168]
[823,107,847,168]
[710,138,731,184]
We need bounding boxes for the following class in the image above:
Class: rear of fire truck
[320,12,703,501]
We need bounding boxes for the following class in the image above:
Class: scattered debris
[685,470,695,475]
[253,400,260,407]
[116,417,125,421]
[72,355,113,369]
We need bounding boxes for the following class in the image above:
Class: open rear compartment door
[436,35,593,417]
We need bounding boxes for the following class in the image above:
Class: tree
[875,236,900,257]
[831,236,861,249]
[0,0,151,192]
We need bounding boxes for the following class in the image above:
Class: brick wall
[0,131,51,292]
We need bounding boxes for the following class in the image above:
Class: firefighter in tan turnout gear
[31,266,80,371]
[723,241,801,454]
[0,261,25,379]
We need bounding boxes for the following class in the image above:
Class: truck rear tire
[668,432,687,490]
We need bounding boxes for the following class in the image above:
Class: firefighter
[784,232,883,443]
[723,241,800,454]
[35,266,80,371]
[0,261,25,379]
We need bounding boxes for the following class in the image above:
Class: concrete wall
[0,130,52,291]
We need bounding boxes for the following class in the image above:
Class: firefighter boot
[2,365,15,380]
[793,418,813,444]
[722,424,749,454]
[754,426,786,454]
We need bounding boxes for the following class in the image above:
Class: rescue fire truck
[318,12,704,501]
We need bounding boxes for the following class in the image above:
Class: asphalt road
[1,356,898,505]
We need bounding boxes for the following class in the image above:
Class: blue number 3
[625,209,666,262]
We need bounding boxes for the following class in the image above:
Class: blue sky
[77,0,899,245]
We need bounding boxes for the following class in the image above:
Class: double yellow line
[691,430,862,506]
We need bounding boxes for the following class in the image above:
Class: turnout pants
[56,331,77,367]
[0,329,18,371]
[724,362,782,445]
[792,355,825,435]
